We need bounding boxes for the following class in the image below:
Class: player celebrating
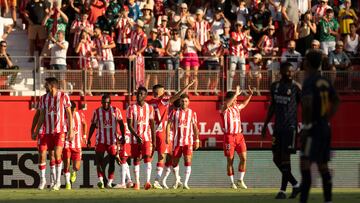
[87,94,125,189]
[31,78,56,190]
[166,94,200,190]
[299,50,340,203]
[221,85,253,189]
[127,86,155,190]
[33,77,74,191]
[261,62,301,199]
[149,81,195,189]
[63,101,87,190]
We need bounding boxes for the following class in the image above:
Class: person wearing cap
[144,28,163,89]
[318,8,339,55]
[328,41,352,83]
[157,15,170,48]
[311,0,332,24]
[48,30,69,91]
[281,40,302,71]
[249,53,263,96]
[210,6,230,36]
[177,3,195,39]
[128,0,141,21]
[140,4,155,37]
[202,33,224,95]
[194,9,210,46]
[115,6,135,56]
[128,19,148,57]
[338,0,358,35]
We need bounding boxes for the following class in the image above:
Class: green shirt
[45,17,67,34]
[319,18,339,42]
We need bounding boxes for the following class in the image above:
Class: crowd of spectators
[0,0,359,95]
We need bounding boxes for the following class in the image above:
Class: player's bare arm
[169,80,196,104]
[193,122,200,150]
[31,109,40,139]
[238,86,253,109]
[221,85,242,112]
[261,101,275,139]
[87,123,97,148]
[165,121,172,145]
[118,119,126,144]
[150,118,156,149]
[33,110,45,140]
[127,118,142,144]
[66,107,74,142]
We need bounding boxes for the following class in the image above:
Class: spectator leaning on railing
[281,40,302,71]
[0,40,18,86]
[328,40,352,88]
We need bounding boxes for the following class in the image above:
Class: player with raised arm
[221,85,253,189]
[299,50,340,203]
[33,77,74,191]
[148,81,195,189]
[127,86,155,190]
[166,94,200,190]
[87,94,125,189]
[261,62,301,199]
[31,78,56,190]
[63,101,87,190]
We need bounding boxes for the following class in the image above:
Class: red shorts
[181,52,199,67]
[156,132,169,155]
[131,141,153,158]
[63,148,82,161]
[37,133,47,152]
[46,133,66,151]
[119,143,132,158]
[223,133,247,157]
[95,143,117,156]
[173,145,193,158]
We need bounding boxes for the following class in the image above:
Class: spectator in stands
[144,28,162,89]
[1,0,17,28]
[220,22,231,55]
[305,39,322,54]
[96,10,117,35]
[137,0,154,10]
[281,40,302,71]
[127,0,141,21]
[105,0,121,18]
[281,0,299,42]
[177,3,195,39]
[210,6,230,37]
[0,40,18,87]
[311,0,332,24]
[165,29,181,92]
[319,8,339,55]
[268,0,282,26]
[338,0,358,36]
[62,0,88,30]
[93,26,116,90]
[140,4,155,37]
[181,28,201,95]
[194,9,210,47]
[230,0,249,28]
[23,0,51,62]
[0,15,13,40]
[70,12,94,51]
[115,6,134,56]
[228,21,247,92]
[344,23,359,59]
[249,2,272,43]
[257,25,279,70]
[49,31,69,91]
[89,0,106,24]
[153,0,165,22]
[249,53,262,96]
[329,40,353,88]
[75,30,95,95]
[202,33,223,95]
[297,0,311,15]
[157,15,170,48]
[296,11,317,56]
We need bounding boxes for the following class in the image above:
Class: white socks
[146,162,152,183]
[163,166,171,182]
[173,165,180,182]
[239,172,245,181]
[229,175,234,184]
[55,162,62,185]
[65,172,70,184]
[156,166,164,181]
[134,164,140,184]
[99,176,104,183]
[121,163,127,185]
[184,166,191,186]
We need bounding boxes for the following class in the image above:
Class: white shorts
[98,60,115,76]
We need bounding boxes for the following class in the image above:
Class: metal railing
[1,55,360,96]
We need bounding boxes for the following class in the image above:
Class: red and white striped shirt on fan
[39,91,71,134]
[157,25,170,48]
[64,111,85,149]
[78,39,94,69]
[229,31,247,57]
[194,20,210,46]
[260,35,275,55]
[116,17,133,44]
[169,108,198,148]
[91,106,123,145]
[126,102,154,144]
[71,20,94,48]
[129,30,148,56]
[221,104,243,135]
[93,34,114,61]
[148,96,170,133]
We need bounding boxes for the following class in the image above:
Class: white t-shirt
[0,17,14,40]
[211,19,225,36]
[49,40,69,65]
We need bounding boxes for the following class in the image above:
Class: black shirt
[144,38,162,58]
[26,0,51,25]
[271,79,301,131]
[0,53,11,69]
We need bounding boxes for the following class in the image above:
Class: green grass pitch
[0,188,359,203]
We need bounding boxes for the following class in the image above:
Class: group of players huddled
[30,50,339,203]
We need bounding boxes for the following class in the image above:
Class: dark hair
[137,86,148,94]
[152,84,164,91]
[71,101,77,109]
[180,94,189,99]
[280,62,293,72]
[45,77,56,83]
[225,91,235,100]
[101,94,111,102]
[326,8,333,14]
[305,50,324,70]
[0,40,6,45]
[47,77,59,87]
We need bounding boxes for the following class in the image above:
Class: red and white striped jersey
[71,20,94,48]
[91,106,123,145]
[126,102,154,143]
[157,25,170,48]
[39,91,71,134]
[203,40,223,61]
[194,20,210,46]
[229,31,247,57]
[311,5,331,22]
[169,108,198,147]
[221,104,244,134]
[148,96,170,133]
[37,94,47,135]
[64,111,85,149]
[260,35,275,55]
[93,34,114,61]
[78,39,94,69]
[129,30,148,56]
[116,17,133,44]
